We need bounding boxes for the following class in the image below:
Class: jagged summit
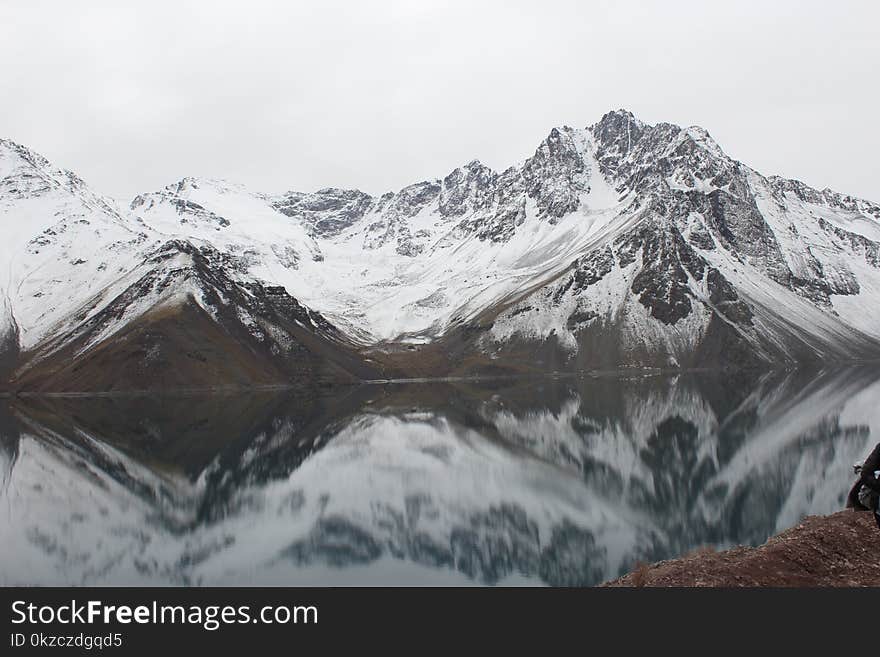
[0,138,68,177]
[1,109,880,390]
[683,124,724,153]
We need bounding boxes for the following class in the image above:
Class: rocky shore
[606,510,880,587]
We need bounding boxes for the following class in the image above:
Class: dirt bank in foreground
[606,510,880,587]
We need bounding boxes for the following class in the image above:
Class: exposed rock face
[273,187,374,238]
[522,126,593,221]
[439,160,496,218]
[362,181,442,256]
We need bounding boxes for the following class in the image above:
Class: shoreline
[605,510,880,587]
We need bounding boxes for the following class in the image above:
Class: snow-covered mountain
[2,110,880,390]
[0,141,383,391]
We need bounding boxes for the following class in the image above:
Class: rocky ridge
[1,110,880,390]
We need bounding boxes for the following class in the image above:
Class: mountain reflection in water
[1,367,879,586]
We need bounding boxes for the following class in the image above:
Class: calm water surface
[1,367,879,586]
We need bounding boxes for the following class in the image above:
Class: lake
[1,366,878,586]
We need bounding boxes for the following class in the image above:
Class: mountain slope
[2,109,880,390]
[0,143,384,391]
[0,140,158,354]
[11,240,386,392]
[440,113,880,371]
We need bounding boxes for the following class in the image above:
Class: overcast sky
[2,0,878,202]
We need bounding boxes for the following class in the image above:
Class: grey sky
[2,0,878,203]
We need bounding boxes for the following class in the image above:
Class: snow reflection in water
[1,367,879,586]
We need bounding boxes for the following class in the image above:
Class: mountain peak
[592,108,646,131]
[162,176,241,195]
[590,109,648,161]
[683,125,726,158]
[0,138,54,177]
